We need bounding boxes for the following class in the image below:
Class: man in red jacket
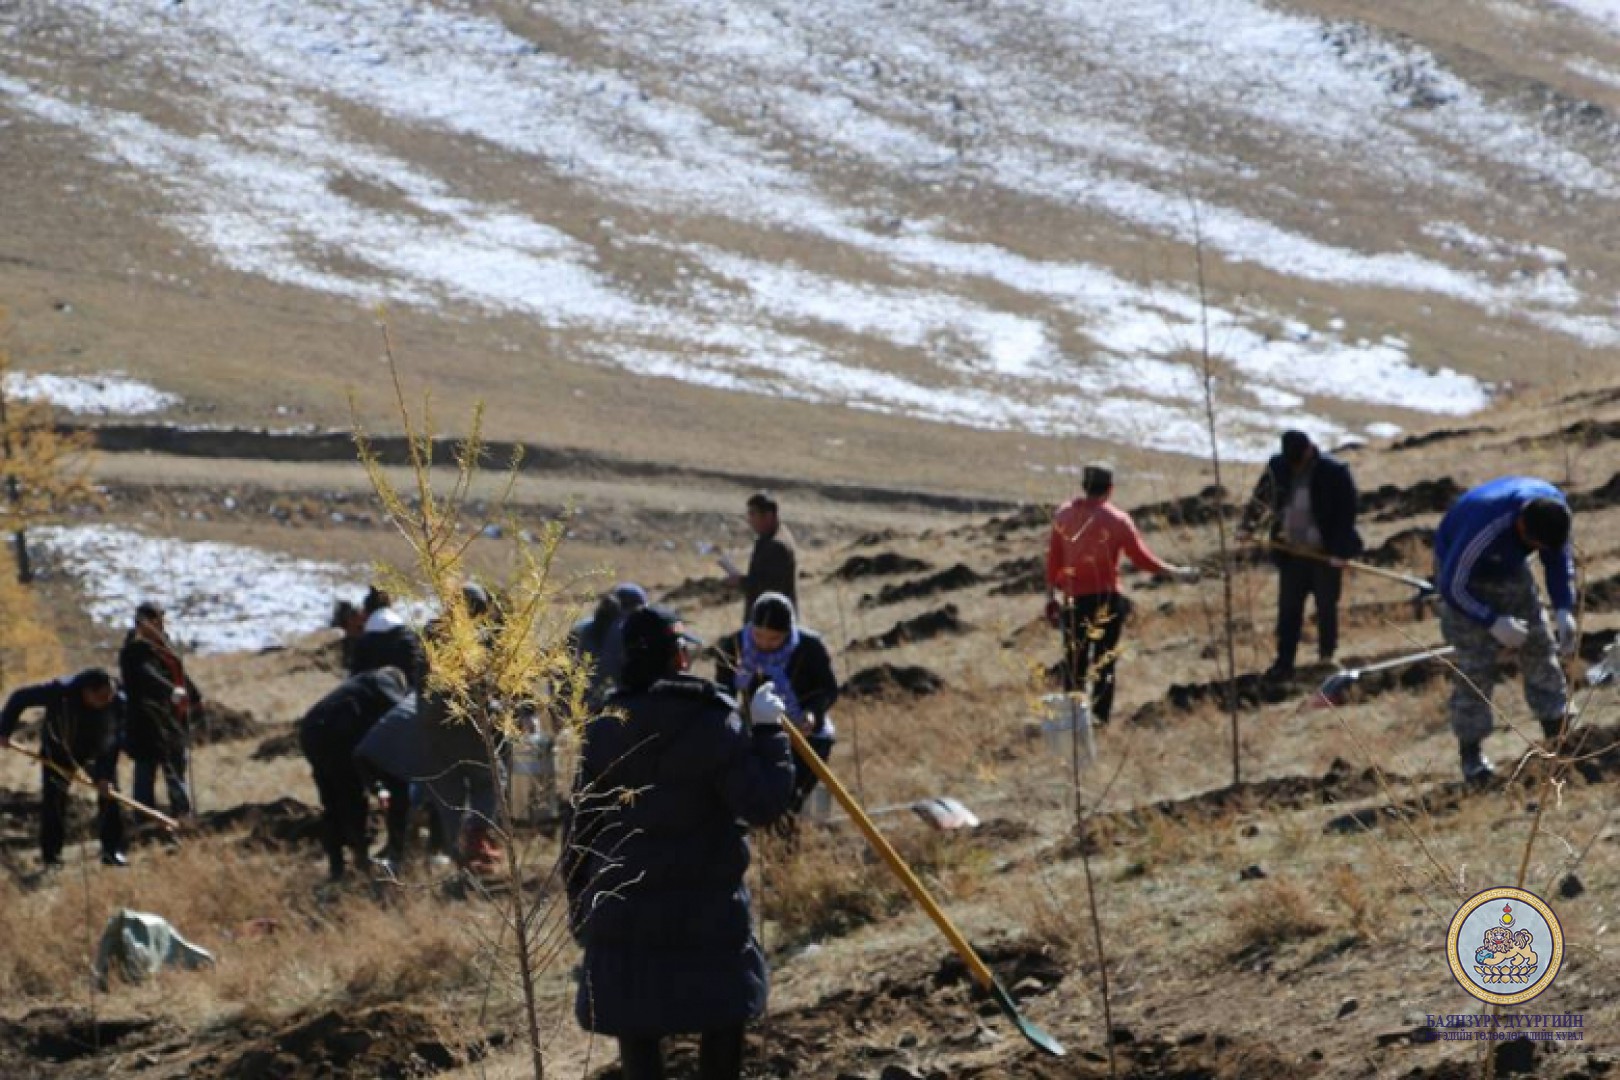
[1046,463,1195,725]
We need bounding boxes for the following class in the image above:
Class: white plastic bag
[92,909,215,989]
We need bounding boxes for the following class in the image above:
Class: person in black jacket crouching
[714,592,839,815]
[298,666,410,881]
[564,605,795,1080]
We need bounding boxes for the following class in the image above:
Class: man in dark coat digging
[563,605,795,1080]
[0,668,127,869]
[1240,430,1363,680]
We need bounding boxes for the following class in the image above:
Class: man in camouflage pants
[1434,478,1577,782]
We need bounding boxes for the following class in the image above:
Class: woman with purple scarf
[714,592,840,813]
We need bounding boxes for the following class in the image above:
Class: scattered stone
[1239,865,1267,881]
[1241,824,1260,838]
[1559,873,1586,900]
[1337,998,1358,1019]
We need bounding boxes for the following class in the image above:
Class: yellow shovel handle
[778,719,997,991]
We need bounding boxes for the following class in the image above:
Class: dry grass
[0,845,498,1022]
[1224,878,1330,960]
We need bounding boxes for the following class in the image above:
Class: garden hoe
[7,743,182,833]
[1311,646,1456,708]
[780,720,1064,1057]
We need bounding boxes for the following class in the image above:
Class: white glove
[1554,610,1578,659]
[1169,565,1201,584]
[750,683,787,728]
[1490,616,1530,649]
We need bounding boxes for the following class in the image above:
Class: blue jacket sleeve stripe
[1442,511,1516,624]
[1542,543,1576,613]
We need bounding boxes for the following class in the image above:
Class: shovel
[1310,646,1456,708]
[7,743,182,832]
[779,720,1064,1057]
[1269,541,1436,618]
[839,795,981,832]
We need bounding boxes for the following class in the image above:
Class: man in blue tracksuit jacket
[1434,477,1576,781]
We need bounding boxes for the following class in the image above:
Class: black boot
[1460,741,1494,783]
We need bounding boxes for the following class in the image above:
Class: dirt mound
[1569,471,1620,512]
[931,939,1066,998]
[659,575,737,611]
[0,1008,167,1071]
[1081,758,1402,840]
[860,565,984,609]
[1130,484,1233,531]
[961,1030,1319,1079]
[196,797,324,849]
[1397,1034,1564,1077]
[830,552,933,581]
[1358,526,1435,567]
[193,1004,492,1079]
[252,729,302,761]
[193,702,262,746]
[851,606,970,651]
[844,665,945,699]
[1127,668,1304,722]
[0,786,88,852]
[988,556,1043,597]
[1390,426,1495,451]
[1515,417,1620,449]
[1359,477,1463,521]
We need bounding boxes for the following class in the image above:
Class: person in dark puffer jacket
[564,605,794,1080]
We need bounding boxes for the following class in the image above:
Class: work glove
[1490,616,1530,649]
[1168,565,1201,583]
[750,683,787,729]
[1044,598,1063,628]
[1554,610,1578,659]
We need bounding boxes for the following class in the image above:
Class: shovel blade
[989,978,1066,1057]
[911,797,980,832]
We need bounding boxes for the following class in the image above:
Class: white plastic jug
[508,732,559,826]
[1039,693,1095,770]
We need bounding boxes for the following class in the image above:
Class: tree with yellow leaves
[0,315,97,583]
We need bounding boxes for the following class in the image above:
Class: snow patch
[4,372,179,416]
[34,525,361,654]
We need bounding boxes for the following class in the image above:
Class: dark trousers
[1276,557,1343,670]
[41,748,124,866]
[132,748,192,818]
[1060,593,1130,724]
[301,727,369,876]
[355,758,411,862]
[618,1027,745,1080]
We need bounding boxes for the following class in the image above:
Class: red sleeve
[1046,513,1065,591]
[1118,511,1171,575]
